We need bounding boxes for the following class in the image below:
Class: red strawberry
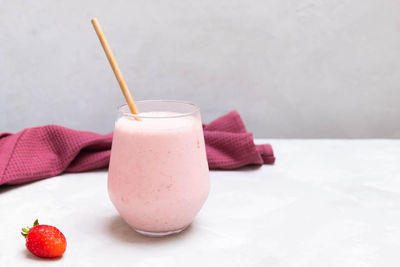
[21,219,67,258]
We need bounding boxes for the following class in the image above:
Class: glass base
[134,225,188,237]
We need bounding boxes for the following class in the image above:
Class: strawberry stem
[21,219,40,239]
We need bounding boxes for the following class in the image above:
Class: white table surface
[1,139,400,267]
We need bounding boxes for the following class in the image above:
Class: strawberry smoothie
[108,101,210,236]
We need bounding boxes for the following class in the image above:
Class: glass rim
[118,100,200,119]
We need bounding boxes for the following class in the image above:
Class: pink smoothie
[108,112,210,234]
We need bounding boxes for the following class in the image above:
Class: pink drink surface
[108,112,210,232]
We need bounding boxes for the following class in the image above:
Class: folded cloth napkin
[0,110,274,186]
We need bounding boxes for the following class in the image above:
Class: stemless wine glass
[107,100,210,237]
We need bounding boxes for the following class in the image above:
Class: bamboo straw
[91,18,140,116]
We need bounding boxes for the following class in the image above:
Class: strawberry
[21,219,67,258]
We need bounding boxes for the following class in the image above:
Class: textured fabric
[0,111,274,186]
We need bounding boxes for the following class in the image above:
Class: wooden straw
[91,18,140,116]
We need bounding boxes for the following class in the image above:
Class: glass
[108,100,210,237]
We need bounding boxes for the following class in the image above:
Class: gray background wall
[1,0,399,138]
